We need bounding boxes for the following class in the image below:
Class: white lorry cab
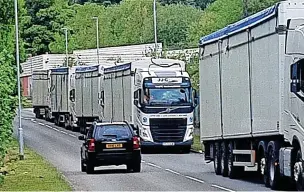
[102,58,198,152]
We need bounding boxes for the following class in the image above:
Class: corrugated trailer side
[200,6,281,141]
[103,63,132,122]
[32,70,50,119]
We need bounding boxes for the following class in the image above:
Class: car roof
[95,122,128,126]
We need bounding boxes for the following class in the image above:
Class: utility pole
[62,28,68,67]
[14,0,24,160]
[243,0,248,18]
[153,0,158,58]
[92,17,100,65]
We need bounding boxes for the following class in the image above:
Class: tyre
[182,146,191,154]
[81,160,86,172]
[268,146,280,189]
[86,162,94,174]
[214,142,221,175]
[294,149,304,191]
[132,162,141,173]
[227,142,238,179]
[221,142,228,177]
[257,149,266,181]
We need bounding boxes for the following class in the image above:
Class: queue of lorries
[31,0,304,190]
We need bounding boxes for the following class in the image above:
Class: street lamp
[153,0,158,58]
[92,16,100,65]
[62,27,68,67]
[14,0,24,160]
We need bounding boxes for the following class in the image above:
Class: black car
[79,121,141,174]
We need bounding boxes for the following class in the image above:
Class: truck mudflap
[141,139,193,147]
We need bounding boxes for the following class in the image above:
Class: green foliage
[49,0,202,53]
[248,0,280,15]
[0,0,26,183]
[23,0,75,55]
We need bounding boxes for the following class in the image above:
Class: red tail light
[133,136,140,149]
[88,139,95,152]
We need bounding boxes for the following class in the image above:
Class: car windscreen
[94,124,131,140]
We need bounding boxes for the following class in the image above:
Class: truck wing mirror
[286,19,304,55]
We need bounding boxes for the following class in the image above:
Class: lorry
[49,67,77,130]
[32,69,52,121]
[101,58,198,152]
[199,0,304,190]
[73,65,104,134]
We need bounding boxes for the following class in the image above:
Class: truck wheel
[227,142,238,179]
[268,146,280,190]
[214,142,221,175]
[294,149,304,191]
[221,142,228,177]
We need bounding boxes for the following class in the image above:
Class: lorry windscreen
[143,88,191,106]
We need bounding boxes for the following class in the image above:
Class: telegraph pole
[92,17,100,65]
[153,0,158,58]
[62,28,68,67]
[243,0,248,18]
[14,0,24,160]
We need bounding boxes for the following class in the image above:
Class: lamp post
[92,17,100,65]
[14,0,24,160]
[153,0,158,58]
[62,28,68,67]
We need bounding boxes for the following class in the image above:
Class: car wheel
[132,162,141,173]
[86,162,94,174]
[81,160,86,172]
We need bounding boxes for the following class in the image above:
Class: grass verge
[192,135,204,152]
[0,139,72,191]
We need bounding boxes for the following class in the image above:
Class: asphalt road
[13,108,272,191]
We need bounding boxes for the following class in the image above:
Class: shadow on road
[141,147,190,154]
[91,168,128,175]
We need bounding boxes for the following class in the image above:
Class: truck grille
[150,118,187,142]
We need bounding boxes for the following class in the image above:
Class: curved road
[14,109,271,191]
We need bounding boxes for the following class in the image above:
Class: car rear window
[94,124,131,140]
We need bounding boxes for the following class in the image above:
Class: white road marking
[185,175,205,184]
[68,134,77,138]
[146,162,162,169]
[60,131,68,135]
[31,119,36,122]
[45,125,52,129]
[211,184,235,192]
[53,128,60,132]
[141,160,146,163]
[38,122,45,126]
[165,169,181,175]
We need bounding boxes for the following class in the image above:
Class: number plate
[106,143,123,148]
[162,142,175,146]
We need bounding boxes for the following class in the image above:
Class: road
[14,108,272,191]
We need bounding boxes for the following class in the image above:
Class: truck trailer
[101,58,198,152]
[50,67,77,129]
[32,69,52,120]
[73,65,104,134]
[199,0,304,190]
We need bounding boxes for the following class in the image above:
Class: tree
[23,0,74,55]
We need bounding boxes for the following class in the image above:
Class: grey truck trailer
[32,69,52,121]
[199,0,304,190]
